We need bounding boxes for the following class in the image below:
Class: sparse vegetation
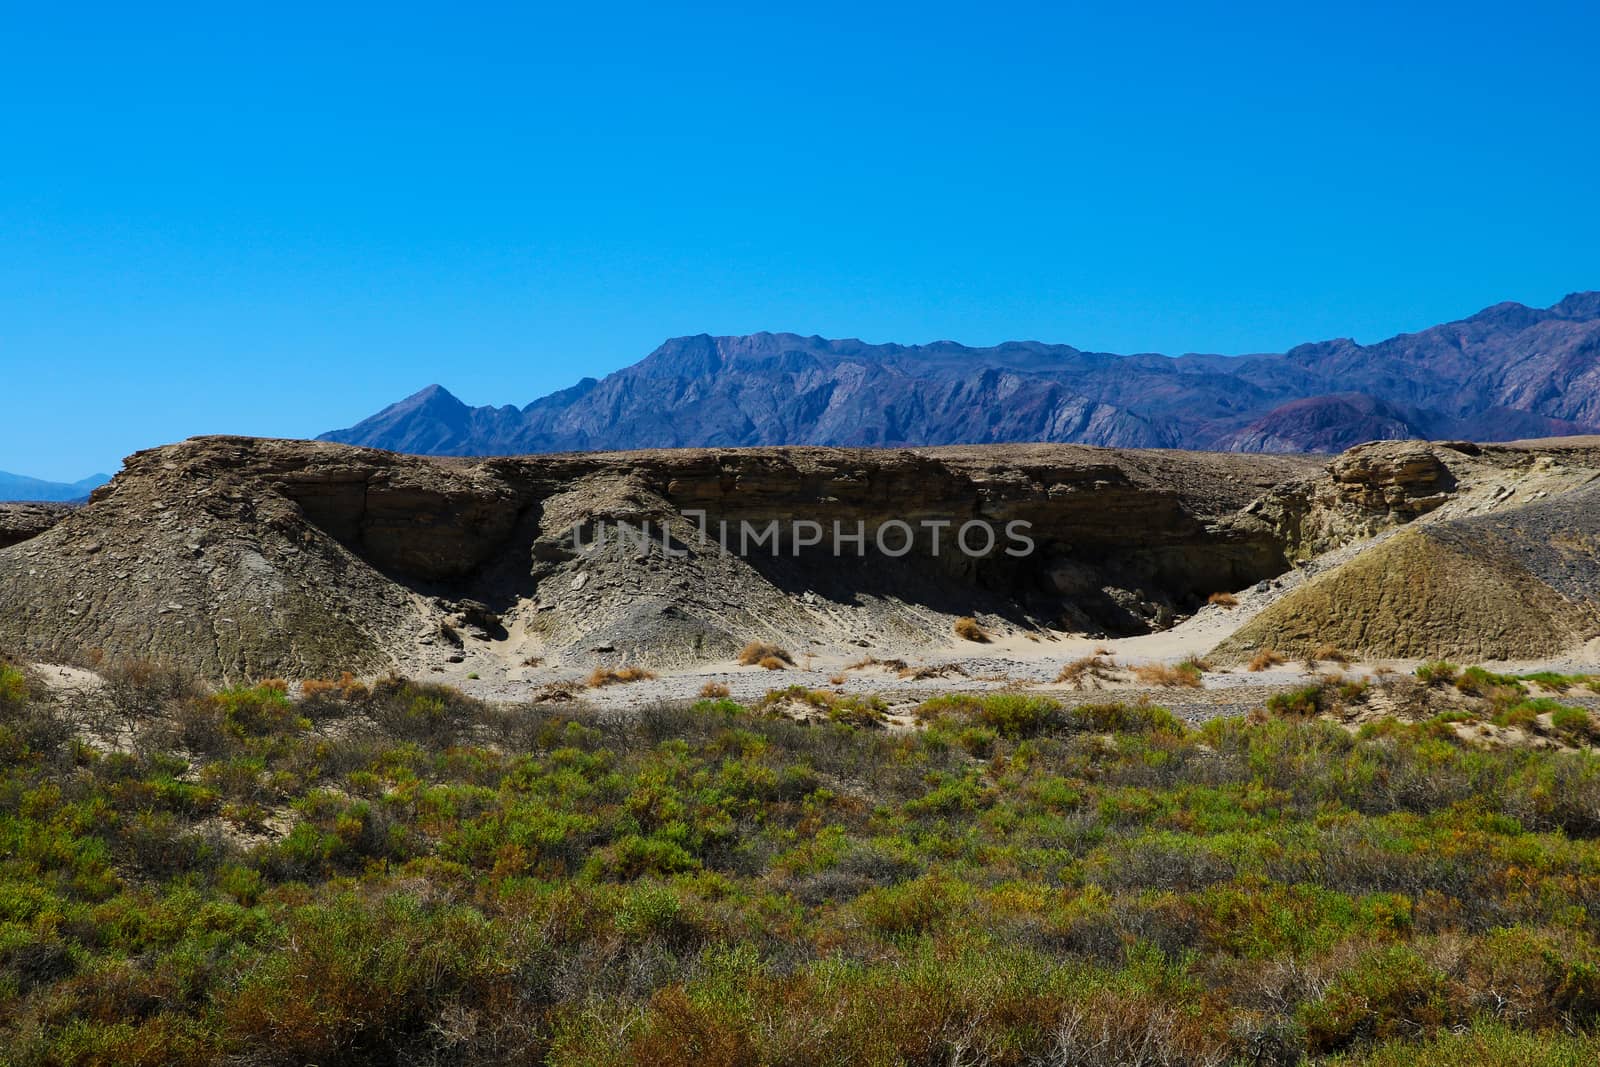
[753,685,887,727]
[1517,670,1600,692]
[737,641,794,667]
[952,615,988,642]
[895,662,969,680]
[1054,653,1117,686]
[1312,642,1353,664]
[1131,659,1205,688]
[5,658,1600,1064]
[1416,660,1461,686]
[586,665,658,687]
[1248,648,1288,671]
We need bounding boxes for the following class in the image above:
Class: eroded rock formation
[0,437,1317,679]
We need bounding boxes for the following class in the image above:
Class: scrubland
[4,657,1600,1064]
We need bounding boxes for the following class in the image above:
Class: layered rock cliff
[0,437,1318,679]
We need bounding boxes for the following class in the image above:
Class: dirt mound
[1215,482,1600,662]
[0,436,1317,680]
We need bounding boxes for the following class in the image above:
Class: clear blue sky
[3,1,1597,480]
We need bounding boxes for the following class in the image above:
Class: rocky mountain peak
[321,293,1600,457]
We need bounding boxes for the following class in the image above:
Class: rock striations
[4,435,1599,680]
[0,437,1316,680]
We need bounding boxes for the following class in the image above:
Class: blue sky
[2,1,1597,480]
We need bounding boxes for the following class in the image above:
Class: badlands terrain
[2,433,1597,719]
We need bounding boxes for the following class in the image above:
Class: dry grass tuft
[757,656,788,671]
[697,681,730,699]
[1055,655,1118,688]
[1207,591,1239,608]
[737,641,794,667]
[845,656,909,673]
[953,616,988,642]
[300,672,369,702]
[531,680,582,702]
[1247,649,1287,672]
[828,673,848,686]
[1132,661,1204,688]
[1312,643,1354,665]
[897,663,971,681]
[586,666,658,688]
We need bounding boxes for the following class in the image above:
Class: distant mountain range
[321,293,1600,455]
[0,470,109,503]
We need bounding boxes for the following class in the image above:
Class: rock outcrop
[7,434,1599,680]
[1215,484,1600,662]
[0,437,1318,680]
[1215,439,1600,661]
[0,503,72,550]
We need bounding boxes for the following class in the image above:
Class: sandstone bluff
[2,435,1598,681]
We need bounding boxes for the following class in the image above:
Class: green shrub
[1299,945,1461,1053]
[1550,704,1597,741]
[1415,661,1460,687]
[1455,665,1526,697]
[1070,701,1184,735]
[1267,684,1327,718]
[0,664,29,709]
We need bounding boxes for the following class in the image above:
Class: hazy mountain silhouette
[0,471,110,503]
[322,294,1600,455]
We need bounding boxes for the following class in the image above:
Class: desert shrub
[1313,643,1353,664]
[1132,661,1203,688]
[1298,945,1462,1053]
[756,656,787,671]
[356,677,489,748]
[736,642,793,667]
[952,616,988,642]
[587,666,659,688]
[1070,701,1184,735]
[1267,684,1330,719]
[1208,591,1239,607]
[1341,1023,1600,1066]
[209,682,307,739]
[219,892,516,1064]
[300,671,370,704]
[0,662,30,709]
[1415,661,1460,687]
[896,662,969,680]
[1055,654,1117,686]
[1454,665,1525,698]
[1053,989,1228,1067]
[17,657,1600,1064]
[854,874,967,937]
[1514,670,1600,693]
[754,686,885,728]
[697,681,730,699]
[1248,648,1287,672]
[1550,704,1598,741]
[914,693,1065,737]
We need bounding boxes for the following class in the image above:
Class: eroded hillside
[0,438,1317,680]
[3,435,1598,682]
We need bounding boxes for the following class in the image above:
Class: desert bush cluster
[4,657,1600,1063]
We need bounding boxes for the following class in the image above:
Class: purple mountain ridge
[319,293,1600,455]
